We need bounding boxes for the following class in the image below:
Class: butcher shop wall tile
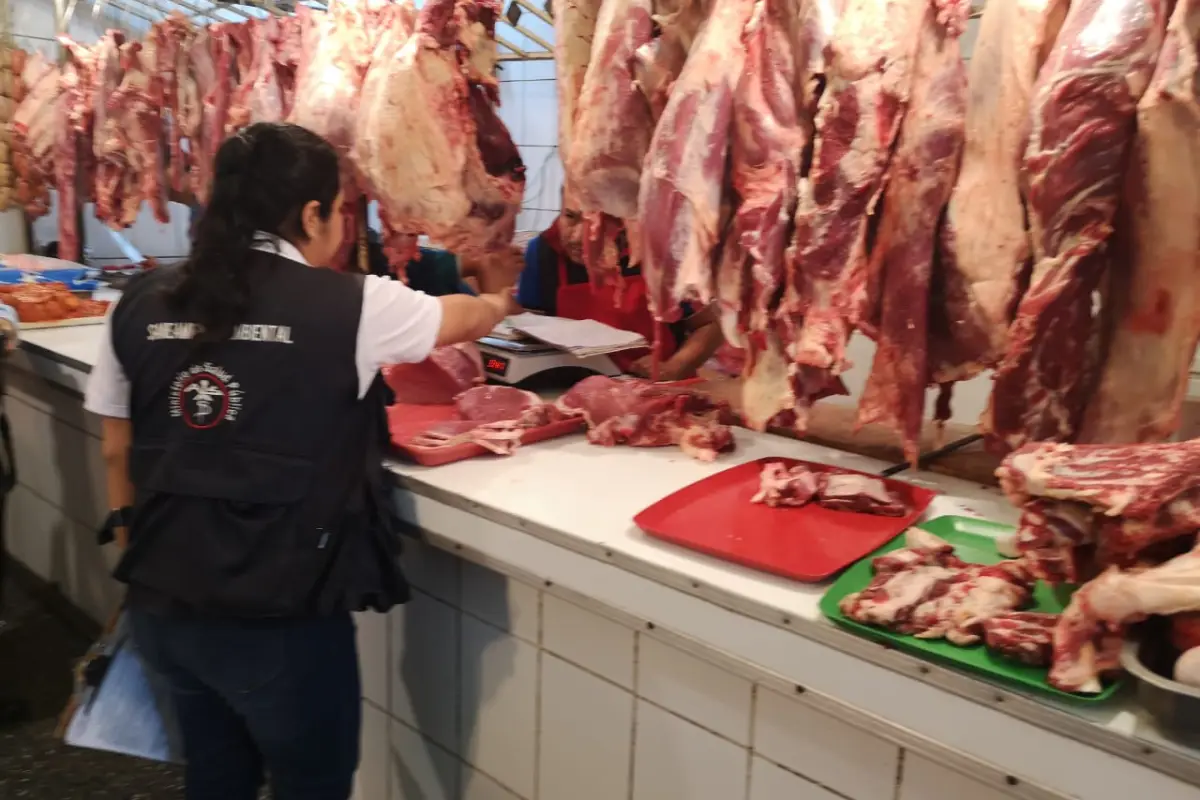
[631,700,749,800]
[754,686,900,800]
[538,653,635,800]
[462,766,522,800]
[354,702,390,800]
[458,616,539,799]
[749,757,843,800]
[638,635,754,745]
[389,718,460,800]
[391,590,461,752]
[898,753,1015,800]
[356,608,390,711]
[517,145,564,211]
[460,560,541,644]
[541,594,636,688]
[520,80,559,148]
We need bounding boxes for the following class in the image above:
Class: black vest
[111,251,409,618]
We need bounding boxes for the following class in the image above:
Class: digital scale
[477,335,623,384]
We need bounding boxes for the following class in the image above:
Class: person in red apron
[516,208,724,378]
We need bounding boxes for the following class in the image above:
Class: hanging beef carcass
[554,0,604,208]
[780,0,928,379]
[152,14,196,196]
[56,39,97,263]
[197,23,239,203]
[986,0,1171,453]
[91,30,125,224]
[176,26,215,198]
[12,53,60,218]
[930,0,1069,387]
[226,17,292,132]
[355,0,525,256]
[639,0,756,327]
[723,0,831,430]
[1078,0,1200,444]
[632,0,713,120]
[857,0,969,465]
[356,1,419,268]
[95,37,169,227]
[566,0,653,288]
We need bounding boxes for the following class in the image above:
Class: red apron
[553,247,675,374]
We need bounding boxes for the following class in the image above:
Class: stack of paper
[508,314,647,357]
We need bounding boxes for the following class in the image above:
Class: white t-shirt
[83,238,445,419]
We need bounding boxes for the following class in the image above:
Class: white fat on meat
[751,462,820,507]
[1174,647,1200,688]
[840,565,958,627]
[820,473,907,516]
[1078,0,1200,445]
[554,0,604,208]
[931,0,1068,384]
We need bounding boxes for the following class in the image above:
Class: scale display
[483,353,511,378]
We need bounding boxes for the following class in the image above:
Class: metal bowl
[1121,634,1200,745]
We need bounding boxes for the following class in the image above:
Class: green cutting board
[819,515,1123,703]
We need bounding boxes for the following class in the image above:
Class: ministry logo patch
[169,362,244,429]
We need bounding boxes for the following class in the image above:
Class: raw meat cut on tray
[781,0,927,375]
[930,0,1068,385]
[857,0,968,465]
[840,529,1035,645]
[983,611,1059,666]
[1078,0,1200,445]
[455,385,562,427]
[638,0,755,322]
[751,462,819,507]
[556,376,735,461]
[820,474,907,516]
[985,0,1170,452]
[1013,499,1097,584]
[383,343,484,405]
[408,419,525,454]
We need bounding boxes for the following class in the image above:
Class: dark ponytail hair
[166,122,341,342]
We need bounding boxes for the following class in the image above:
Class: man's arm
[100,417,134,548]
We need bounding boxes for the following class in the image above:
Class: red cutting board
[634,457,937,582]
[387,403,585,467]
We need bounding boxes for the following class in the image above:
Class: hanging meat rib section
[930,0,1068,386]
[554,0,603,209]
[1079,0,1200,445]
[985,0,1170,452]
[639,0,755,322]
[355,0,525,256]
[857,0,968,466]
[782,0,926,376]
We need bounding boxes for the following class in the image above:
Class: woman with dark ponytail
[83,122,519,800]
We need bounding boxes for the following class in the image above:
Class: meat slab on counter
[983,611,1058,667]
[749,462,908,516]
[751,462,820,507]
[555,376,735,461]
[839,528,1037,646]
[383,343,484,405]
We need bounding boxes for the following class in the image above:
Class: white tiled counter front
[10,324,1200,800]
[359,537,1047,800]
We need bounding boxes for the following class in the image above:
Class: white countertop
[17,316,1200,795]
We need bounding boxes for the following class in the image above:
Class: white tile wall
[749,757,843,800]
[632,700,749,800]
[460,561,541,644]
[357,703,390,800]
[899,754,1015,800]
[638,637,754,745]
[392,590,461,752]
[539,654,635,800]
[357,610,390,711]
[462,767,522,800]
[400,534,463,607]
[390,720,460,800]
[754,687,901,800]
[541,595,636,688]
[459,615,540,799]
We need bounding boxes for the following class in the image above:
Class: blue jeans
[128,609,361,800]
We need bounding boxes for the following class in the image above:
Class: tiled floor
[0,579,185,799]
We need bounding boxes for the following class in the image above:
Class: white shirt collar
[251,233,310,267]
